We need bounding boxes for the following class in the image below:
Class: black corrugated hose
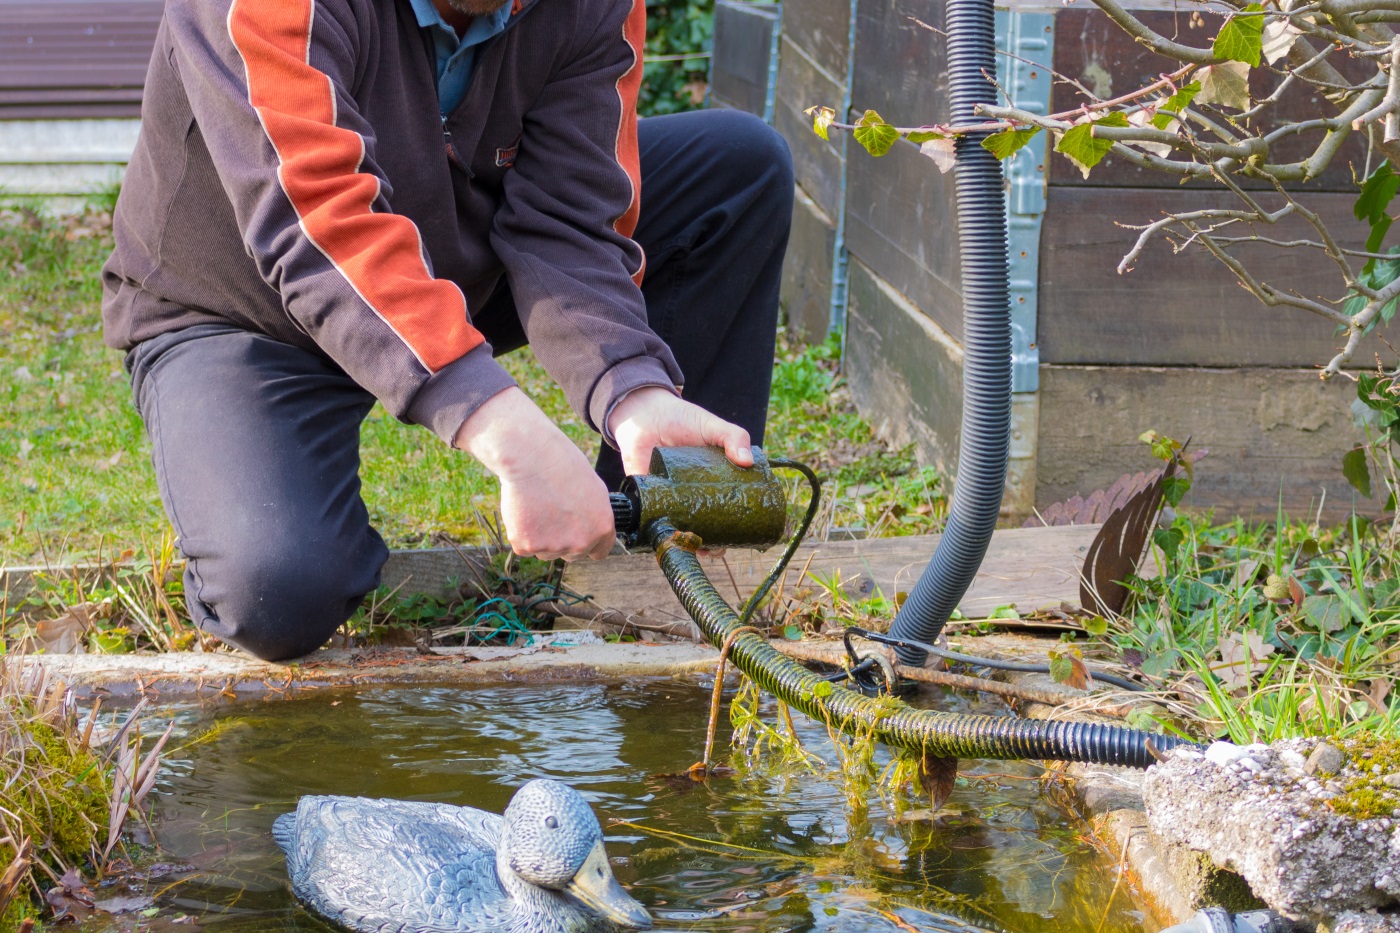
[886,0,1013,666]
[634,0,1204,769]
[647,520,1195,768]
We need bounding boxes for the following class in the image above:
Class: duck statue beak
[564,838,652,930]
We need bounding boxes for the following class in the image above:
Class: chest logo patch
[495,136,521,168]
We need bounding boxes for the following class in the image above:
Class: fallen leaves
[1213,630,1275,690]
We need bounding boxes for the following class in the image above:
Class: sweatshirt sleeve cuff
[404,343,519,446]
[588,355,683,448]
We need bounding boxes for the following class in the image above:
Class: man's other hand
[455,388,616,561]
[608,386,754,477]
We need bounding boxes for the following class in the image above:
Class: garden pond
[93,680,1162,932]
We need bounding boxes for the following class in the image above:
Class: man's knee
[705,110,794,199]
[186,534,384,662]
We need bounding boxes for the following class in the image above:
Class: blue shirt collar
[407,0,512,42]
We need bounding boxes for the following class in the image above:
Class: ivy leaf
[1159,81,1201,118]
[806,105,836,141]
[1355,162,1398,269]
[1342,248,1400,321]
[1054,112,1129,179]
[918,135,957,174]
[853,109,901,157]
[1048,654,1073,684]
[1212,4,1265,66]
[1083,616,1109,636]
[981,127,1040,159]
[1301,595,1349,633]
[1342,446,1373,498]
[1355,162,1397,225]
[905,128,944,144]
[1195,61,1251,111]
[1162,475,1192,507]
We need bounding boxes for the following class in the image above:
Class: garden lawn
[0,208,939,565]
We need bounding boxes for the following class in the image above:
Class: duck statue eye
[545,815,558,829]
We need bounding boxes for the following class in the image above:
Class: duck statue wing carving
[273,779,652,933]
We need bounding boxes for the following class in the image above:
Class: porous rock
[1323,911,1400,933]
[1144,740,1400,923]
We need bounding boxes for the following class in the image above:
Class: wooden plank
[781,186,838,344]
[562,524,1103,625]
[851,0,950,127]
[1038,187,1382,368]
[774,36,847,221]
[844,259,964,471]
[709,0,778,118]
[843,137,963,341]
[1047,9,1363,192]
[1037,364,1378,520]
[780,0,852,84]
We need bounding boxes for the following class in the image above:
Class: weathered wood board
[1037,364,1376,519]
[851,0,951,127]
[774,36,847,222]
[709,0,778,118]
[843,138,963,342]
[1038,188,1379,368]
[843,259,964,473]
[780,0,853,85]
[781,187,838,343]
[562,524,1102,625]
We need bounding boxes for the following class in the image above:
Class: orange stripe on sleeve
[228,0,481,373]
[614,0,646,286]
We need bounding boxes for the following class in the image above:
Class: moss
[0,894,40,933]
[3,722,109,866]
[1325,735,1400,821]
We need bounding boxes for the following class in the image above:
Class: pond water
[127,680,1159,933]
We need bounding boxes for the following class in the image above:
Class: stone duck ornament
[273,779,652,933]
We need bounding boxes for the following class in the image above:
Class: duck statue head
[496,779,653,930]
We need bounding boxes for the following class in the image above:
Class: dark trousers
[125,109,793,661]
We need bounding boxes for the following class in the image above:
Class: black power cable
[844,626,1146,693]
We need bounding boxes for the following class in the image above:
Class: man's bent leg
[126,325,388,661]
[594,109,794,489]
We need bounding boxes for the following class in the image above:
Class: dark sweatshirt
[102,0,683,445]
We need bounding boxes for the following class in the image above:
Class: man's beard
[443,0,512,14]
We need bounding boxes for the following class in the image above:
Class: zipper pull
[442,122,474,178]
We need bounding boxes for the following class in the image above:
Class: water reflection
[128,682,1156,933]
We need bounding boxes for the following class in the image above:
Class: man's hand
[608,386,754,477]
[455,387,616,561]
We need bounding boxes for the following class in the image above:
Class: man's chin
[444,0,512,15]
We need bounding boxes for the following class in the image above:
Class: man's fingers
[703,416,752,467]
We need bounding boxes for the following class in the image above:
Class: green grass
[1106,510,1400,742]
[0,208,938,563]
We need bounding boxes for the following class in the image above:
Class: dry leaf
[1195,61,1251,111]
[22,608,90,655]
[919,136,957,173]
[918,752,959,810]
[45,868,95,922]
[1368,677,1393,713]
[1127,108,1179,159]
[1066,655,1091,691]
[1213,630,1274,690]
[1261,20,1301,65]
